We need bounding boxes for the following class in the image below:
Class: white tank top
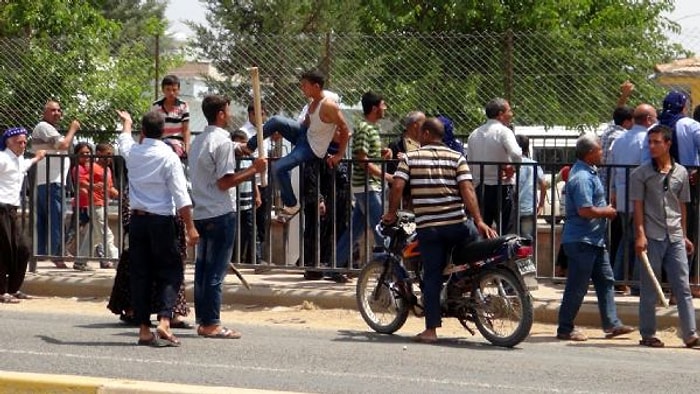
[307,97,337,158]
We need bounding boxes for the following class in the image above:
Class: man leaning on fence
[32,100,80,266]
[630,124,699,348]
[466,98,522,234]
[556,134,633,342]
[116,110,198,348]
[0,128,45,303]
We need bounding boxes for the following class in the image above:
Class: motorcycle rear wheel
[356,260,410,334]
[472,268,533,347]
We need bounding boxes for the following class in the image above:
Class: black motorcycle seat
[451,235,513,265]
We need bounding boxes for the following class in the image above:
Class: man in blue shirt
[557,134,633,341]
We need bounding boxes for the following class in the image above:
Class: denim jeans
[334,191,384,268]
[36,183,64,256]
[557,242,622,335]
[416,220,479,329]
[640,237,697,340]
[247,115,316,207]
[129,215,183,325]
[194,212,236,326]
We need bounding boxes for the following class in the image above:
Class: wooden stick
[639,251,669,308]
[249,66,267,187]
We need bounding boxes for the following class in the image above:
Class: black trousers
[128,214,183,325]
[0,206,30,294]
[476,184,515,234]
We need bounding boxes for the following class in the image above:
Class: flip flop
[411,334,438,344]
[137,335,177,348]
[0,293,20,304]
[199,327,242,339]
[12,291,32,300]
[156,327,182,346]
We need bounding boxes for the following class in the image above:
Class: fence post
[321,32,332,83]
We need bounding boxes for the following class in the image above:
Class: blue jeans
[416,221,479,329]
[334,191,384,268]
[247,116,316,207]
[558,242,622,335]
[194,212,236,326]
[640,237,697,340]
[36,183,64,256]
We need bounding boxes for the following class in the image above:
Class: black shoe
[303,270,324,280]
[326,273,350,284]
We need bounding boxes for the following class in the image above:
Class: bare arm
[355,151,393,184]
[177,205,199,247]
[322,101,350,167]
[216,157,267,191]
[617,80,634,108]
[633,199,646,255]
[182,120,191,152]
[382,177,406,223]
[56,120,80,150]
[578,205,616,219]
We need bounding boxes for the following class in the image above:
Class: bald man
[608,103,657,286]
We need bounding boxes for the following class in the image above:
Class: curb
[0,371,301,394]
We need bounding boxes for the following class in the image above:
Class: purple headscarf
[0,127,27,151]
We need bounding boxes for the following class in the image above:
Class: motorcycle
[356,211,535,347]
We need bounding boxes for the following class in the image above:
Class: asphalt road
[1,309,699,393]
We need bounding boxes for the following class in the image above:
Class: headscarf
[0,127,27,151]
[437,114,464,154]
[659,90,688,162]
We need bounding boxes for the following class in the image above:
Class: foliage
[0,0,179,142]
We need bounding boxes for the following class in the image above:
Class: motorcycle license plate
[516,258,536,275]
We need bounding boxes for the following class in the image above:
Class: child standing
[152,74,191,152]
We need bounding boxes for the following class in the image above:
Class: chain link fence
[2,29,700,140]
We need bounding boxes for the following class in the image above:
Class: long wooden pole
[639,251,669,308]
[249,67,267,186]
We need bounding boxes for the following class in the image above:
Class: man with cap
[0,128,46,303]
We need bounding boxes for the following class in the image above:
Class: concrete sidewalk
[22,260,698,329]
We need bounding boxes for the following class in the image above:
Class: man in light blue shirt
[609,104,657,285]
[557,134,633,342]
[515,135,545,240]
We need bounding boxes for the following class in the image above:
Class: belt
[131,209,154,216]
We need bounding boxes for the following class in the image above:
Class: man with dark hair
[557,134,633,342]
[0,128,45,303]
[384,117,496,343]
[152,74,191,151]
[330,91,392,282]
[189,95,266,339]
[32,100,80,266]
[631,124,699,348]
[245,69,350,219]
[467,97,522,234]
[116,109,199,347]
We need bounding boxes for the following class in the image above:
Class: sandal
[556,330,588,341]
[0,293,20,304]
[156,327,181,346]
[170,320,194,329]
[412,333,438,344]
[12,291,32,300]
[604,325,634,339]
[639,337,665,348]
[137,333,178,348]
[684,335,700,348]
[198,326,242,339]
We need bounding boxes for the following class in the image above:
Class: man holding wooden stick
[631,124,700,348]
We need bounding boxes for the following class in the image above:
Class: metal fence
[2,29,700,140]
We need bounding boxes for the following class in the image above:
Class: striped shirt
[394,143,471,228]
[151,98,190,138]
[351,120,383,192]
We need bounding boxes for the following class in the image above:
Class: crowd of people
[3,69,700,349]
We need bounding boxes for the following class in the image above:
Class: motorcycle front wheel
[356,260,410,334]
[472,268,533,347]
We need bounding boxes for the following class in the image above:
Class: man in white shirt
[189,95,266,339]
[0,127,45,303]
[31,101,80,265]
[467,98,522,234]
[117,110,198,348]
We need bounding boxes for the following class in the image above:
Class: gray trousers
[639,236,697,340]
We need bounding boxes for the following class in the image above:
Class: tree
[189,0,689,132]
[0,0,178,141]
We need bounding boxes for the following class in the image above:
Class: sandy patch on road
[2,296,687,348]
